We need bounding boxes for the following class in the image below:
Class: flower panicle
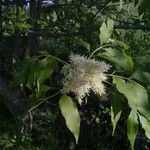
[61,54,111,104]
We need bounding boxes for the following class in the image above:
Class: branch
[115,24,150,30]
[28,91,60,112]
[28,27,98,38]
[102,10,149,25]
[92,0,112,20]
[28,24,150,38]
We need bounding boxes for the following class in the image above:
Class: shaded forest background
[0,0,150,149]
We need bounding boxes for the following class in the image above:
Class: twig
[28,91,60,112]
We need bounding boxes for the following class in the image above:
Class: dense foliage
[0,0,150,149]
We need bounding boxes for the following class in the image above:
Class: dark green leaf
[135,56,150,65]
[98,48,133,71]
[76,39,90,51]
[136,0,150,15]
[131,70,150,84]
[111,93,122,135]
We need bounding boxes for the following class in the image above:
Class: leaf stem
[28,91,60,112]
[105,73,143,87]
[89,44,111,58]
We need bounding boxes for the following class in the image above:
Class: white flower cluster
[61,54,111,104]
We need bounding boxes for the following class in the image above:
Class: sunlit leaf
[139,113,150,139]
[113,77,149,118]
[99,18,114,44]
[59,95,81,143]
[127,110,138,150]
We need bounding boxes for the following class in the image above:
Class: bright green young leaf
[111,93,122,135]
[139,113,150,139]
[59,95,81,143]
[113,77,149,118]
[127,110,138,150]
[131,70,150,84]
[98,48,133,71]
[99,18,114,44]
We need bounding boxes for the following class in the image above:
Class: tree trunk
[12,0,24,70]
[26,0,41,57]
[0,0,2,73]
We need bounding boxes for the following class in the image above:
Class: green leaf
[139,113,150,139]
[13,60,30,85]
[136,56,150,64]
[134,0,139,6]
[51,11,57,22]
[119,0,123,9]
[59,95,81,143]
[76,39,90,51]
[111,93,122,135]
[109,39,130,50]
[127,110,138,150]
[37,57,58,84]
[135,0,150,15]
[24,56,57,88]
[113,77,149,118]
[131,70,150,84]
[98,48,133,71]
[67,0,72,3]
[99,18,114,44]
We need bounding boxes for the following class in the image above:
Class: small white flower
[61,54,111,104]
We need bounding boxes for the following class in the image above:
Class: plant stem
[105,73,143,87]
[89,44,111,58]
[28,91,60,112]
